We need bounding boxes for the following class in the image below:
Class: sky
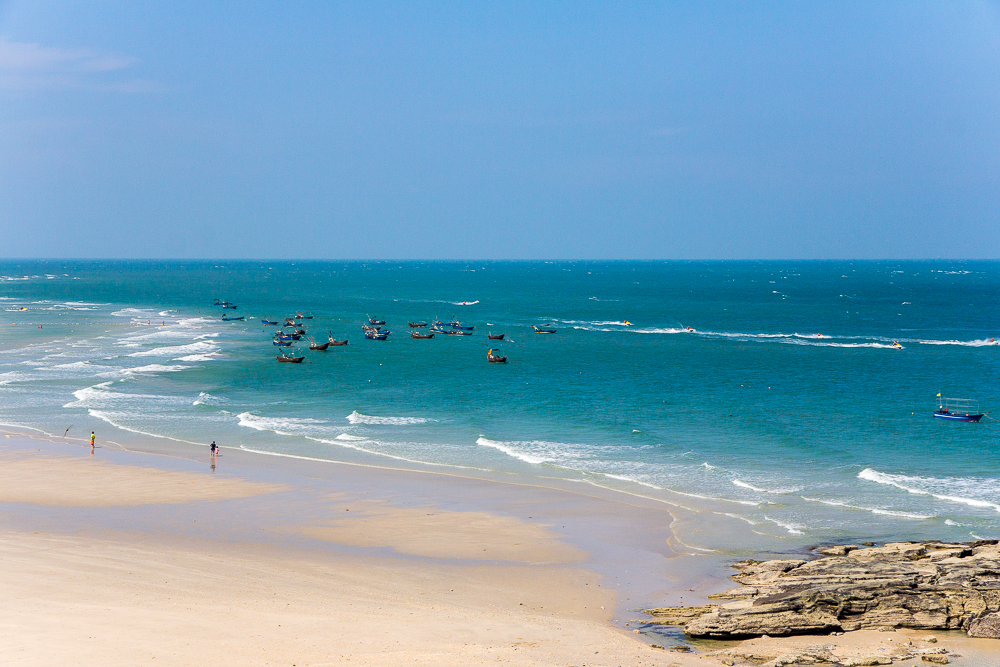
[1,1,998,260]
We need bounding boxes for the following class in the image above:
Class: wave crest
[346,411,431,425]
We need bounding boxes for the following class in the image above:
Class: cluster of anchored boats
[214,300,560,365]
[267,314,348,362]
[370,315,509,362]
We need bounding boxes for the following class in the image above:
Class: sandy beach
[0,431,992,666]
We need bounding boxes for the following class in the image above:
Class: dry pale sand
[0,439,992,666]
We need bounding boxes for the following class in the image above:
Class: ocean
[1,259,997,552]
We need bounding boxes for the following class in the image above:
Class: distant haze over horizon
[1,2,998,260]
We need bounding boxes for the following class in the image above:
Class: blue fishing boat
[367,314,386,326]
[272,338,292,346]
[934,396,985,422]
[532,325,557,334]
[448,318,474,330]
[363,324,389,340]
[262,319,279,325]
[221,315,245,321]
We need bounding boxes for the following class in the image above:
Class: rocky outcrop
[646,540,1000,639]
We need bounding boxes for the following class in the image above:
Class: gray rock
[968,611,1000,638]
[645,540,1000,639]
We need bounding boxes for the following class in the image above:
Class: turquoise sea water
[1,260,997,550]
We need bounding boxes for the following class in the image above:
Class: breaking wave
[346,411,432,425]
[127,342,218,357]
[237,412,327,435]
[859,468,1000,513]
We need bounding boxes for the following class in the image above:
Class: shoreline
[0,429,715,665]
[3,429,997,664]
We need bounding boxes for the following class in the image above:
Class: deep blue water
[1,260,997,549]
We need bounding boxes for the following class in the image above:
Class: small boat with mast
[934,395,986,422]
[532,324,557,334]
[488,332,504,340]
[276,350,305,363]
[487,348,507,363]
[411,331,434,339]
[327,332,348,346]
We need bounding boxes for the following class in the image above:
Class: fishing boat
[327,333,349,346]
[272,338,292,347]
[221,302,237,309]
[532,325,557,334]
[276,351,305,363]
[221,315,244,321]
[408,322,428,328]
[448,318,474,330]
[488,333,504,340]
[262,319,279,325]
[363,325,389,340]
[934,396,985,422]
[487,349,507,363]
[309,341,330,351]
[297,313,313,319]
[411,331,434,339]
[444,329,472,336]
[367,315,386,326]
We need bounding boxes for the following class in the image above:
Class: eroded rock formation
[647,540,1000,639]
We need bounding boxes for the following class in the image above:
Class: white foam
[64,383,182,409]
[43,361,93,370]
[800,496,934,520]
[859,468,1000,513]
[127,341,218,357]
[192,392,225,406]
[99,364,192,378]
[733,479,764,492]
[762,515,805,535]
[919,338,999,347]
[112,308,154,317]
[476,436,550,464]
[450,300,479,305]
[346,411,431,425]
[335,433,366,441]
[175,353,222,362]
[237,412,327,435]
[733,479,801,494]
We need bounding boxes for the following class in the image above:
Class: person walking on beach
[90,431,95,454]
[210,441,218,459]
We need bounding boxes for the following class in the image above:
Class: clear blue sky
[1,1,998,259]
